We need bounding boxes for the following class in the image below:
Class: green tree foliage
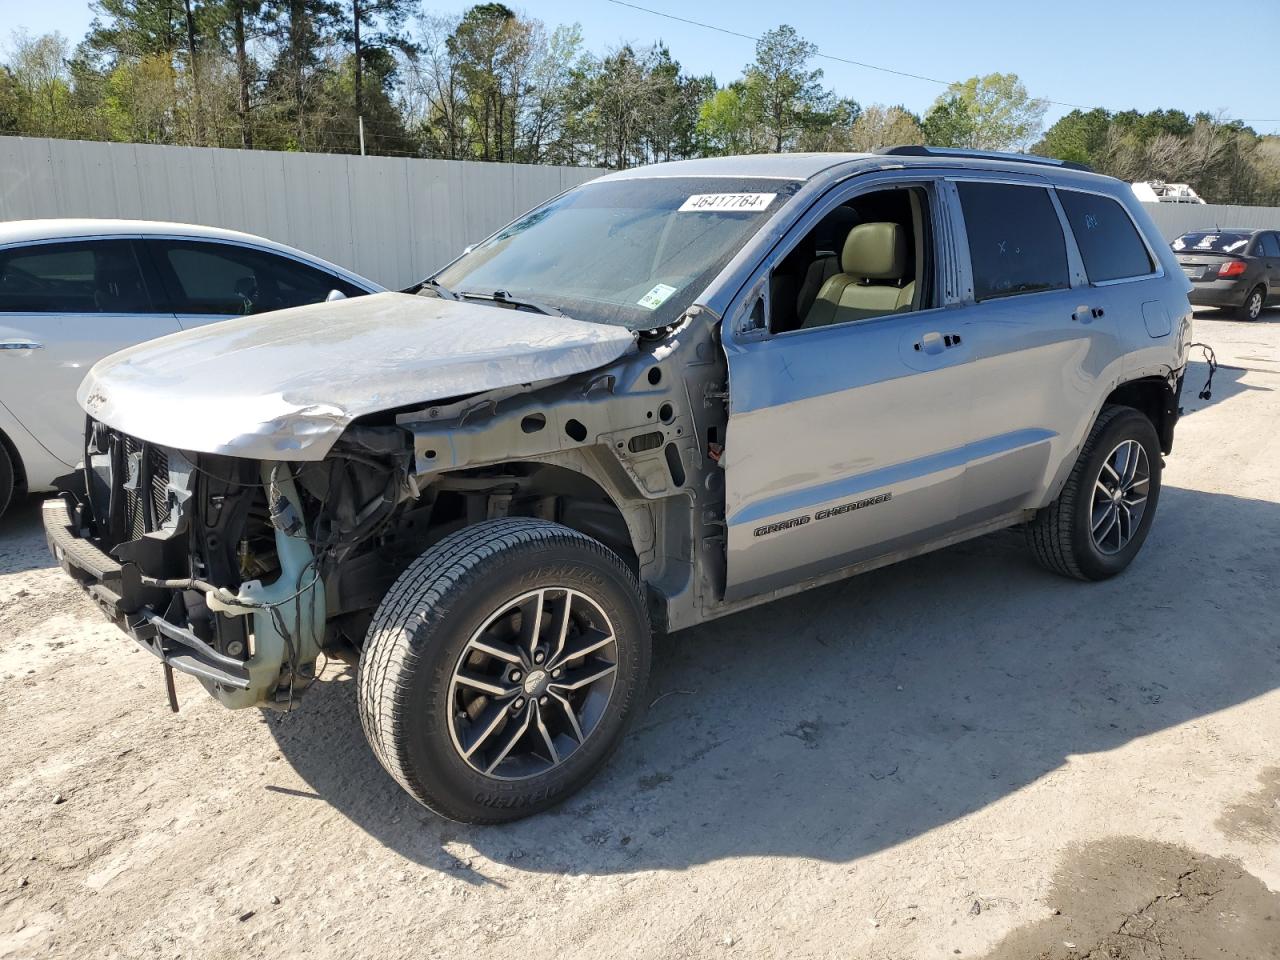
[6,32,80,139]
[1033,107,1279,204]
[922,73,1047,150]
[336,0,415,125]
[741,25,836,152]
[845,104,925,152]
[695,24,851,156]
[697,83,757,155]
[1032,107,1111,166]
[2,10,1278,204]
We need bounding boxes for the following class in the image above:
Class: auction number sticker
[678,192,776,213]
[637,283,678,310]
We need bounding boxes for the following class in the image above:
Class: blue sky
[15,0,1280,135]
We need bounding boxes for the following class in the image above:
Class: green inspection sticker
[637,283,678,311]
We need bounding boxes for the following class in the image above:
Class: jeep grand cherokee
[45,147,1191,823]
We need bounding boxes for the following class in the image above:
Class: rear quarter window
[1057,190,1154,282]
[957,182,1069,302]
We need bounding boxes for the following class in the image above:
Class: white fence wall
[6,136,1280,283]
[1142,202,1280,242]
[0,136,604,289]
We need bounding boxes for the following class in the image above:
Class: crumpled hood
[78,292,636,460]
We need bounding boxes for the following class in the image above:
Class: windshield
[1172,232,1253,254]
[434,176,800,329]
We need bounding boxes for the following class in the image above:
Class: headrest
[811,206,858,254]
[841,222,906,280]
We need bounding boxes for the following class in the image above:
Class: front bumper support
[43,464,325,710]
[43,496,254,693]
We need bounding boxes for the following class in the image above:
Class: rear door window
[1259,233,1280,258]
[1057,190,1154,282]
[147,240,363,315]
[0,240,152,314]
[957,182,1069,301]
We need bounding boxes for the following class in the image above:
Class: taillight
[1218,260,1247,277]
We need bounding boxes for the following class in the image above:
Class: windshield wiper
[458,289,566,317]
[414,277,460,300]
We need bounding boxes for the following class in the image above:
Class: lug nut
[539,696,549,706]
[509,670,522,683]
[511,698,525,712]
[551,668,562,679]
[533,651,545,664]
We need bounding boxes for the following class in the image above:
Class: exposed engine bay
[47,309,728,710]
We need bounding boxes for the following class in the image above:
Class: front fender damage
[394,310,729,628]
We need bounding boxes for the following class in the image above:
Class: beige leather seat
[802,221,915,328]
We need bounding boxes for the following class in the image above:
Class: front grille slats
[151,452,171,528]
[103,428,172,538]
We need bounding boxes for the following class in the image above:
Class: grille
[150,450,171,528]
[118,434,171,537]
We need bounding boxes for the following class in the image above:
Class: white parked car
[0,220,381,518]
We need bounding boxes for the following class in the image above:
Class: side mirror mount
[325,289,347,302]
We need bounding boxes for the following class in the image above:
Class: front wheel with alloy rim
[1026,405,1162,581]
[358,518,651,823]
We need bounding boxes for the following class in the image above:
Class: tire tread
[356,517,647,823]
[1026,404,1133,581]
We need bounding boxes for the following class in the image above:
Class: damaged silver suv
[45,147,1192,823]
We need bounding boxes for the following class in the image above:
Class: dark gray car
[1173,228,1280,320]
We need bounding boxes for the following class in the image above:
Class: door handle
[1072,305,1104,323]
[0,339,44,350]
[913,332,962,354]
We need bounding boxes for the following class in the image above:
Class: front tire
[1026,405,1162,581]
[358,518,651,823]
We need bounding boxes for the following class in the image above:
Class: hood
[78,292,636,461]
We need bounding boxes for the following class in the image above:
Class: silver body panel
[77,292,636,460]
[74,153,1190,634]
[715,163,1189,601]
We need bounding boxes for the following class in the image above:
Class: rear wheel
[358,518,650,823]
[1026,405,1162,581]
[1236,285,1265,321]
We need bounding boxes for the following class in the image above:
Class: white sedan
[0,220,382,518]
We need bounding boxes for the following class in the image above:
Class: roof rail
[874,145,1093,173]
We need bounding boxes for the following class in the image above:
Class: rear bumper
[42,496,254,693]
[1187,281,1249,307]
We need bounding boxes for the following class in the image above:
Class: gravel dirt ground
[2,309,1279,960]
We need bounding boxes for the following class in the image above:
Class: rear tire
[1236,285,1265,321]
[358,518,651,824]
[0,442,14,521]
[1026,405,1162,581]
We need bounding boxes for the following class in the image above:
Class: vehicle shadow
[1178,357,1258,418]
[265,484,1280,876]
